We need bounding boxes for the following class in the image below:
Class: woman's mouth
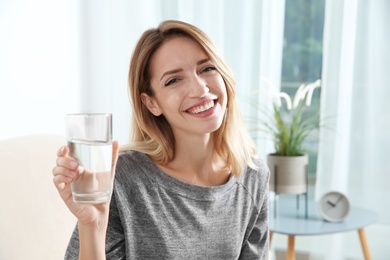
[186,100,216,114]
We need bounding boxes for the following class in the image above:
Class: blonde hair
[121,20,257,175]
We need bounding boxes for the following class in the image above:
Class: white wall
[0,0,81,141]
[0,0,136,144]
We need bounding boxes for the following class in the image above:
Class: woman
[53,20,269,259]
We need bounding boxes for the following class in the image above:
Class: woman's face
[143,36,228,138]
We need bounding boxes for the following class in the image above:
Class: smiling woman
[53,20,270,259]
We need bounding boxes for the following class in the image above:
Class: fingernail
[57,146,65,156]
[70,161,78,168]
[77,166,85,174]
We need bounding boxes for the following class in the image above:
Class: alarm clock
[318,191,350,222]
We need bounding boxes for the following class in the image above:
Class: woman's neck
[156,133,231,186]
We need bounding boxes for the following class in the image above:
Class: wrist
[78,218,108,260]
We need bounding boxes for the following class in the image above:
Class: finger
[52,175,73,202]
[52,165,79,179]
[56,156,79,170]
[53,174,74,189]
[56,145,78,169]
[112,141,119,163]
[57,145,69,157]
[111,140,119,174]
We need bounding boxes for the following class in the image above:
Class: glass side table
[269,199,378,260]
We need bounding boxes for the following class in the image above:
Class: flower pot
[267,154,308,195]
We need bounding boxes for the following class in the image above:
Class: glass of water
[65,113,112,204]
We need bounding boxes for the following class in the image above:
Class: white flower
[261,77,321,110]
[278,92,292,110]
[292,83,306,109]
[301,79,321,106]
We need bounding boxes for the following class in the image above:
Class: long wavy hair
[121,20,257,175]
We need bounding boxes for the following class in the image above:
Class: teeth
[188,100,214,114]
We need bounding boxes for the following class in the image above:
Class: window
[281,0,325,179]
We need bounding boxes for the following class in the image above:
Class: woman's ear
[141,93,162,116]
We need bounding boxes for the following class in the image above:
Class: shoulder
[236,157,270,207]
[115,150,157,185]
[117,150,148,165]
[116,150,157,173]
[242,157,270,187]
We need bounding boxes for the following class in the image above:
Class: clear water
[68,140,112,204]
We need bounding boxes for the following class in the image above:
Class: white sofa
[0,135,76,260]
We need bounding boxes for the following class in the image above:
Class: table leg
[287,235,295,260]
[358,228,371,260]
[269,231,273,245]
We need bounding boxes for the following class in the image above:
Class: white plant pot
[267,154,308,195]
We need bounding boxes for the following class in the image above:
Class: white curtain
[315,0,390,258]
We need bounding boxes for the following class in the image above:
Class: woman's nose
[189,75,209,97]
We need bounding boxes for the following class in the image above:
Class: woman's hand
[52,141,119,226]
[53,141,119,259]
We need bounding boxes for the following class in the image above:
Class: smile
[186,100,215,114]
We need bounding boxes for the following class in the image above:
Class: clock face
[319,191,350,222]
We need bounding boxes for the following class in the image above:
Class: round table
[269,198,378,260]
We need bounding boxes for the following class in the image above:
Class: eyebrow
[159,58,210,81]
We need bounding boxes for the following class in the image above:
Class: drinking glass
[65,113,112,204]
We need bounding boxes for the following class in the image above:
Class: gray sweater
[65,150,269,259]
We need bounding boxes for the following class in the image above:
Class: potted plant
[260,78,321,194]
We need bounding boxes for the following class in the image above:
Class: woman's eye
[201,66,216,73]
[165,78,179,86]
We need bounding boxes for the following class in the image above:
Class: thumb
[111,140,119,175]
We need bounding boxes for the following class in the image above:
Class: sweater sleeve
[64,190,126,260]
[104,189,126,259]
[239,191,269,259]
[239,165,270,260]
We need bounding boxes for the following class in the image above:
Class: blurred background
[1,0,389,259]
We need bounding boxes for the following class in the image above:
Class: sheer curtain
[315,0,390,258]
